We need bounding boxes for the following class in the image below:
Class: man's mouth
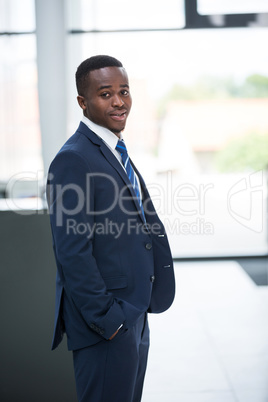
[110,110,127,121]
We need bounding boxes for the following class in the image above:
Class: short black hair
[75,55,123,96]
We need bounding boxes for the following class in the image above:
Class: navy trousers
[73,313,150,402]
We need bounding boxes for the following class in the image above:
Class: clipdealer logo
[3,169,267,235]
[162,217,214,236]
[227,170,265,233]
[146,171,214,236]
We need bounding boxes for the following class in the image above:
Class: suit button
[145,243,152,250]
[150,275,155,282]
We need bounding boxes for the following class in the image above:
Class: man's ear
[77,95,86,110]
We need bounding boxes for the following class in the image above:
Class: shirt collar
[81,115,123,150]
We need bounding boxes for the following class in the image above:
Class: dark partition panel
[0,211,77,402]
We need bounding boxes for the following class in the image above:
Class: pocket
[104,275,127,290]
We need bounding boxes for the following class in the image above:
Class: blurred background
[1,0,268,257]
[0,1,268,401]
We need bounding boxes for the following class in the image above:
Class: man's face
[77,66,132,136]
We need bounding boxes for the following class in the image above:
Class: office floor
[142,261,268,402]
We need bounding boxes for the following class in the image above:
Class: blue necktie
[116,139,145,218]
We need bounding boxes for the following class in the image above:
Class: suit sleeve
[47,150,126,340]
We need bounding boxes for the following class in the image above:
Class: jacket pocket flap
[104,276,127,290]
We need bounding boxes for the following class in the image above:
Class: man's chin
[111,125,126,135]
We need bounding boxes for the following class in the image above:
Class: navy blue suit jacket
[47,122,175,351]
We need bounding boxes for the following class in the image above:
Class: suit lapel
[78,122,146,223]
[130,158,152,221]
[99,143,146,223]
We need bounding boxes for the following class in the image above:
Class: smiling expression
[77,66,132,137]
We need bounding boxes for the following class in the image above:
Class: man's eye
[101,93,110,98]
[121,90,129,96]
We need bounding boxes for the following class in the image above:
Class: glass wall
[0,0,42,183]
[65,0,268,258]
[197,0,268,15]
[1,0,267,257]
[67,0,185,31]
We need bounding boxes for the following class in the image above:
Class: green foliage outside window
[158,74,268,173]
[214,132,268,172]
[158,74,268,117]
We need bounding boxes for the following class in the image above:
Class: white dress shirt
[81,115,143,199]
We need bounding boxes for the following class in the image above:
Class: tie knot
[116,140,128,155]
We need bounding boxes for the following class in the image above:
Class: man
[47,55,175,402]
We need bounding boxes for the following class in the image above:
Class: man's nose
[112,94,124,107]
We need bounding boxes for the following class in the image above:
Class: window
[0,0,42,181]
[198,0,268,15]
